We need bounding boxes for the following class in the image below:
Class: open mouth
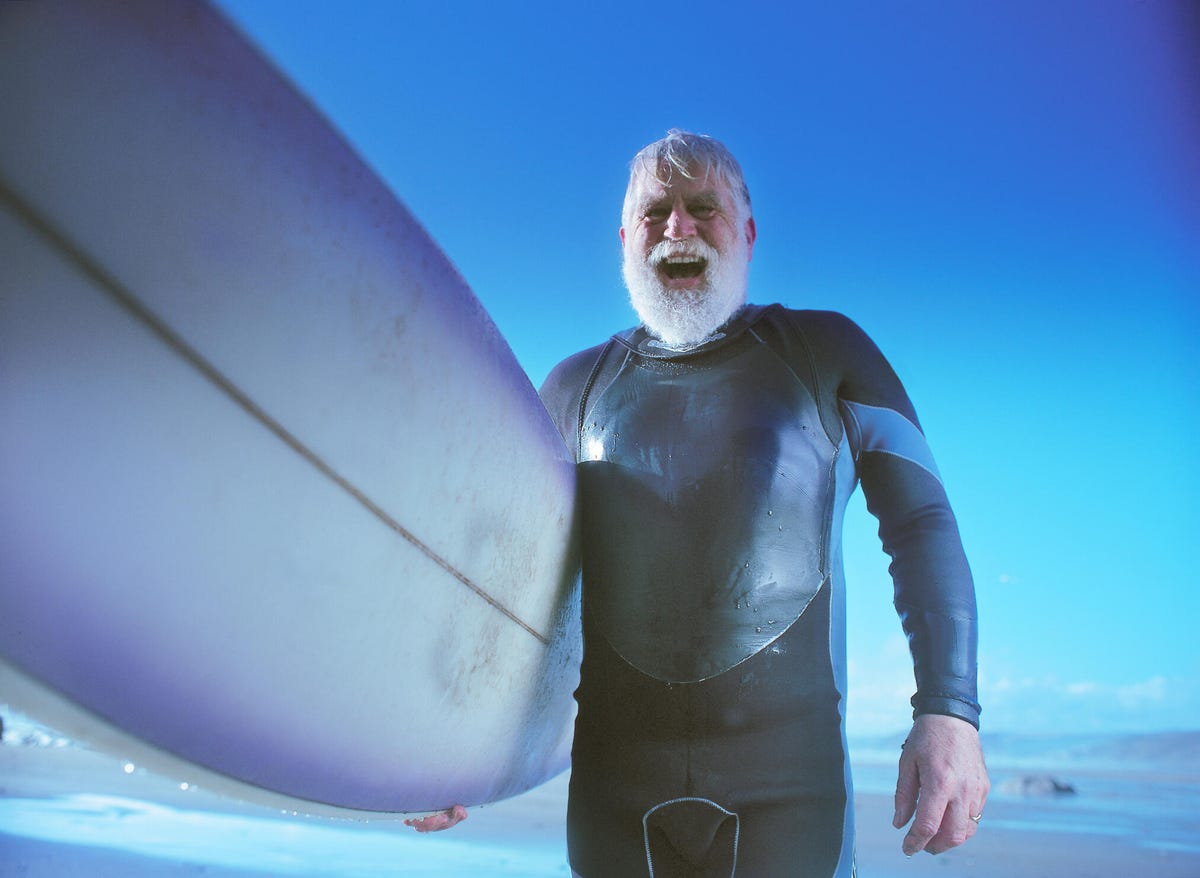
[659,254,707,280]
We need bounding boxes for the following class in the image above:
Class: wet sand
[2,743,1198,877]
[851,792,1195,878]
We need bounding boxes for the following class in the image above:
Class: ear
[744,216,757,260]
[619,226,626,247]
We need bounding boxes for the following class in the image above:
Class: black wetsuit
[539,305,979,878]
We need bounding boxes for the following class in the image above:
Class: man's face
[621,172,755,291]
[620,169,756,347]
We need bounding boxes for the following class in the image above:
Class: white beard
[623,235,749,349]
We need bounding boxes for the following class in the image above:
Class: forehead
[630,169,736,206]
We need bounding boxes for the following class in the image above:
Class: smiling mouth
[659,255,707,280]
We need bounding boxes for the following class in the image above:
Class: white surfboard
[0,0,580,816]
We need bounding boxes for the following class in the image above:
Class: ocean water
[2,709,1199,876]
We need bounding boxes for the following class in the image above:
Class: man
[412,130,988,878]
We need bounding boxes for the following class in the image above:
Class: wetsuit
[539,305,979,878]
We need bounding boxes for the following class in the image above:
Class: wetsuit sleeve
[806,312,981,728]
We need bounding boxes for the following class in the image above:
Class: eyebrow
[636,189,723,212]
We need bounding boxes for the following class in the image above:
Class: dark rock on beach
[999,774,1078,796]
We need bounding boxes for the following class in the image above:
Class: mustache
[647,238,719,267]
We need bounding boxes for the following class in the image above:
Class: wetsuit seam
[685,685,694,796]
[861,448,942,485]
[840,401,863,463]
[893,597,975,621]
[748,321,841,467]
[588,582,828,684]
[785,311,843,447]
[642,798,741,878]
[576,339,617,461]
[818,449,839,575]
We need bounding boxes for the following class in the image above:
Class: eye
[642,205,669,223]
[689,202,718,219]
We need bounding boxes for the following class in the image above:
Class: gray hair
[622,129,752,227]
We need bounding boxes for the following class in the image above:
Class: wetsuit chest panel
[579,337,838,683]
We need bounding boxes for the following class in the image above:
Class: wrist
[911,695,980,730]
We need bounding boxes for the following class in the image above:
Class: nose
[664,206,696,240]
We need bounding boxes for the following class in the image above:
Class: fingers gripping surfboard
[0,1,581,815]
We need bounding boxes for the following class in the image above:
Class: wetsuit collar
[612,304,773,359]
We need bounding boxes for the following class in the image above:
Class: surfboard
[0,0,580,816]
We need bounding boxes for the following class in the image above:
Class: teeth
[664,255,701,263]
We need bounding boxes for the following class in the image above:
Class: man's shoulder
[751,305,876,359]
[541,339,619,398]
[755,304,863,337]
[539,338,623,447]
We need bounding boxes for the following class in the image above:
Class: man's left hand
[892,713,989,856]
[403,804,468,833]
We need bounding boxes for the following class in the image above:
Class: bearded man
[409,129,988,877]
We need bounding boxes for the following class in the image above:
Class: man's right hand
[893,715,988,856]
[404,804,468,832]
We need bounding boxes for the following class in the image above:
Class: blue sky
[217,0,1199,735]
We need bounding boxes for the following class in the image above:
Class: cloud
[850,641,1191,735]
[988,675,1168,704]
[1116,675,1167,707]
[980,672,1190,733]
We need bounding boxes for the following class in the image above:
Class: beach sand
[851,792,1195,878]
[2,741,1198,877]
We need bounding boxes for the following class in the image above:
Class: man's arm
[821,312,989,855]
